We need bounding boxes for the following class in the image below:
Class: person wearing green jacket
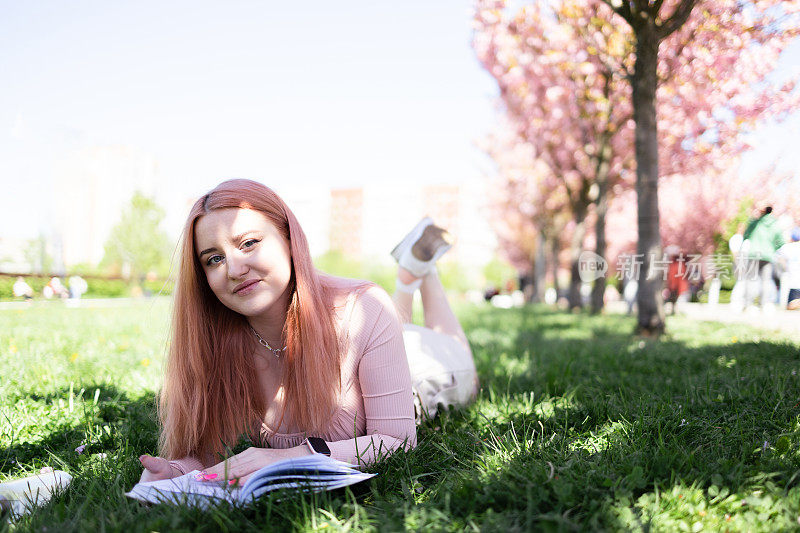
[742,206,784,308]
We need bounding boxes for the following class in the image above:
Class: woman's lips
[233,279,260,295]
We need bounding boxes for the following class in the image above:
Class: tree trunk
[534,228,547,303]
[591,173,610,314]
[591,73,615,315]
[550,234,561,300]
[592,118,611,314]
[567,200,589,309]
[632,23,666,335]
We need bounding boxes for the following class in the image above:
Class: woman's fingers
[139,454,169,473]
[138,455,174,482]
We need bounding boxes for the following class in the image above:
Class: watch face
[308,437,331,456]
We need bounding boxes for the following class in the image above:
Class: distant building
[423,184,460,238]
[7,171,497,281]
[281,179,497,274]
[329,188,364,258]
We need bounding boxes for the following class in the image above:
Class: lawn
[1,299,800,531]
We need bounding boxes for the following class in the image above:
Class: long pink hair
[159,179,341,461]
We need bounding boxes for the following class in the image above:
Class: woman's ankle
[397,267,420,285]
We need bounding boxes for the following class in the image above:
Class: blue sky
[0,1,498,238]
[0,1,797,240]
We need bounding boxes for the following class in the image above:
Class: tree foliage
[24,234,56,274]
[101,192,172,280]
[474,0,800,328]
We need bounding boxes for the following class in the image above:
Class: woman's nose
[226,253,250,279]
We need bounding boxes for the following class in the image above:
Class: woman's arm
[327,285,417,466]
[170,286,417,481]
[207,285,417,477]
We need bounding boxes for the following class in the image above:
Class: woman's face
[194,208,293,319]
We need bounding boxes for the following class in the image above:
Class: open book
[125,455,375,507]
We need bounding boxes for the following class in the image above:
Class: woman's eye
[242,239,259,249]
[206,255,224,266]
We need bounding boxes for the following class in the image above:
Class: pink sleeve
[167,450,219,475]
[327,286,417,466]
[168,456,205,475]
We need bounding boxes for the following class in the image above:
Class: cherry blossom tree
[474,0,800,330]
[474,0,635,310]
[598,0,800,334]
[482,130,571,301]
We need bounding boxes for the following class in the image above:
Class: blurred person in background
[68,275,88,299]
[742,206,784,310]
[623,274,638,315]
[13,276,33,300]
[664,246,689,315]
[43,277,68,299]
[775,227,800,310]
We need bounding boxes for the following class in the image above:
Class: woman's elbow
[402,427,418,451]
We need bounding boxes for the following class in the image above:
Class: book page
[126,455,375,506]
[125,471,240,507]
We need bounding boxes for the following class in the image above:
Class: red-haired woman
[138,179,478,483]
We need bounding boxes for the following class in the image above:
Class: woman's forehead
[195,208,276,242]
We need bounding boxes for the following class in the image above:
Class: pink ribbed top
[171,277,417,474]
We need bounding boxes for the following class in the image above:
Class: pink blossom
[473,0,800,276]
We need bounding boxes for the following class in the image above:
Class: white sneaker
[391,218,453,278]
[390,217,433,264]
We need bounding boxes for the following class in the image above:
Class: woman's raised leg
[391,220,480,409]
[419,268,470,352]
[391,267,418,324]
[390,217,469,350]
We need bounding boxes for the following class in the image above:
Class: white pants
[403,324,478,423]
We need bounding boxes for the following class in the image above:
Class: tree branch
[658,19,697,85]
[571,4,632,84]
[544,140,575,203]
[589,71,617,188]
[601,0,633,24]
[656,0,696,40]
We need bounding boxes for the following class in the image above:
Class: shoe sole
[412,226,454,262]
[422,238,453,264]
[390,217,433,263]
[397,228,454,278]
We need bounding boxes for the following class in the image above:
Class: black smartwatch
[306,437,331,457]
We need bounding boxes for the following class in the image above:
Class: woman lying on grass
[138,179,478,483]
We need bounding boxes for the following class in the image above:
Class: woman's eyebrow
[198,232,259,258]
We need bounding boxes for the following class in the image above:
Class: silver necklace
[250,327,287,359]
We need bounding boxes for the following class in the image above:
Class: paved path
[677,302,800,335]
[607,301,800,335]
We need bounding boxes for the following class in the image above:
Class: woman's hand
[138,455,180,482]
[202,445,312,484]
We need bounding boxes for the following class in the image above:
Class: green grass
[2,300,800,531]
